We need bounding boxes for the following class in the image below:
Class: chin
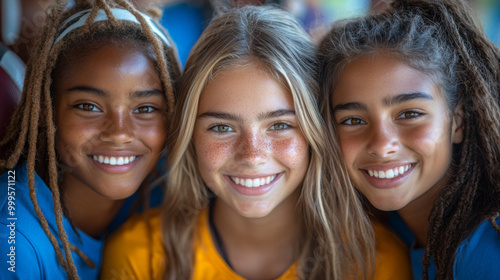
[235,204,274,219]
[368,196,408,212]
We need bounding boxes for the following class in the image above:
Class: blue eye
[270,122,289,130]
[211,125,234,132]
[397,111,422,119]
[134,106,156,113]
[341,118,365,125]
[76,103,100,112]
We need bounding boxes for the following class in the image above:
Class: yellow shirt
[100,209,411,280]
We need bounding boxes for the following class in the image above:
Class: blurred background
[156,0,500,65]
[1,0,499,66]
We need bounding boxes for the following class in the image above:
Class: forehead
[332,53,443,105]
[198,64,294,114]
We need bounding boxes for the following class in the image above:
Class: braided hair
[318,0,500,279]
[0,0,180,278]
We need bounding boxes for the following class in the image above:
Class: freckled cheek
[271,135,309,168]
[195,140,235,172]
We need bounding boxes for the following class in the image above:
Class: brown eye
[397,111,422,119]
[77,103,99,112]
[341,118,365,125]
[134,106,155,113]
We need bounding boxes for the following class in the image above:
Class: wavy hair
[317,0,500,279]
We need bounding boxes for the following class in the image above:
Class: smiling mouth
[229,174,278,188]
[91,155,137,166]
[365,164,413,179]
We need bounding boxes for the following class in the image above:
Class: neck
[212,189,302,280]
[61,173,125,238]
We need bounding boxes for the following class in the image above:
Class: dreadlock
[318,0,500,279]
[0,0,180,278]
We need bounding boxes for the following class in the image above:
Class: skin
[331,53,463,246]
[193,63,309,279]
[54,42,167,237]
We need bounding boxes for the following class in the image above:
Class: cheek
[56,117,97,160]
[139,121,167,153]
[337,135,361,165]
[405,123,451,159]
[195,139,235,173]
[272,135,309,169]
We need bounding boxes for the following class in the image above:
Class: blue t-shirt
[389,212,500,279]
[0,164,103,279]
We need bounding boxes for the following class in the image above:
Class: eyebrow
[66,86,163,98]
[257,109,295,121]
[130,89,164,99]
[67,86,105,96]
[197,109,295,122]
[332,92,433,113]
[383,92,433,106]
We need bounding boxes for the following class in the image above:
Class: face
[55,42,167,200]
[193,63,309,218]
[331,53,463,211]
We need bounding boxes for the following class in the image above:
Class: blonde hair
[0,0,180,279]
[162,5,374,279]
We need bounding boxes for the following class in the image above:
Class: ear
[451,105,464,144]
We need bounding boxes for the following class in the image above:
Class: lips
[229,174,278,188]
[91,155,137,166]
[365,164,412,179]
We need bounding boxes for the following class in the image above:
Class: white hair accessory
[54,8,171,46]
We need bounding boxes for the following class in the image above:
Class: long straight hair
[162,5,374,280]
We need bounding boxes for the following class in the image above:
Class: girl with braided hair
[101,4,412,280]
[0,0,180,279]
[318,0,500,279]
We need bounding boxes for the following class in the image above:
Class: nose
[99,111,135,145]
[366,121,400,158]
[234,130,269,166]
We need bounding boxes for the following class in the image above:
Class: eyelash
[340,117,365,126]
[209,124,234,133]
[269,122,291,131]
[396,110,423,119]
[134,106,158,114]
[339,110,424,126]
[208,122,293,133]
[75,103,100,112]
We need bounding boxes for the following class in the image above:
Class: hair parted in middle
[162,4,374,280]
[0,0,181,278]
[317,0,500,279]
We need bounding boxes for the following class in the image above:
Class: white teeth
[245,179,253,187]
[231,175,278,188]
[92,155,137,166]
[367,164,412,179]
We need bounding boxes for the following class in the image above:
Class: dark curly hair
[317,0,500,279]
